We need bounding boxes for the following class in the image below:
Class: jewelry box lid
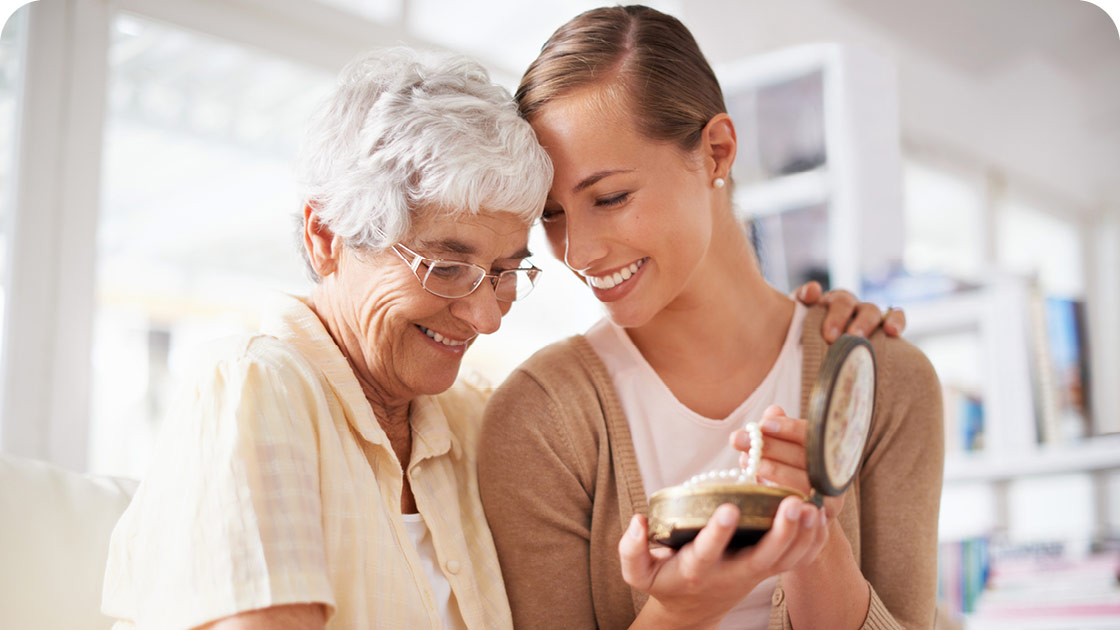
[806,334,877,498]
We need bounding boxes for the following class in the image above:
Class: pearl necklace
[682,422,763,488]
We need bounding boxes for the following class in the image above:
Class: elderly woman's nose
[562,214,608,273]
[451,282,503,335]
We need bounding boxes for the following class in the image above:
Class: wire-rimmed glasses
[386,241,542,302]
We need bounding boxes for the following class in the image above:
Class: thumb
[761,404,786,420]
[793,281,822,304]
[618,514,656,591]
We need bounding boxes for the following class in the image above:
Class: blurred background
[0,1,1118,627]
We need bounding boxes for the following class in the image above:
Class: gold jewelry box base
[647,482,805,550]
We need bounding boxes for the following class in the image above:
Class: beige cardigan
[479,306,944,630]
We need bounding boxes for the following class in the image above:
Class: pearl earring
[713,177,726,189]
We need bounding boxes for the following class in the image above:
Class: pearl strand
[682,422,763,488]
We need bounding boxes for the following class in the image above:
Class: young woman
[478,6,942,630]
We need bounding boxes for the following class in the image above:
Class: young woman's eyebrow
[573,169,633,193]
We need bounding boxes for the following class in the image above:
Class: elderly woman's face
[331,211,531,399]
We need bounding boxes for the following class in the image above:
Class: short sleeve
[102,336,336,629]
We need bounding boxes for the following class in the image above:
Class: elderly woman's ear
[303,204,341,277]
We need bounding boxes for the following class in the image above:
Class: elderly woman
[101,48,552,630]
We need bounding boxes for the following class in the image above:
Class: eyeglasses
[388,241,542,302]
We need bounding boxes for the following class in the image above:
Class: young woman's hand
[619,492,828,629]
[793,280,905,343]
[729,404,845,520]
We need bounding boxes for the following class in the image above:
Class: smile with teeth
[418,325,471,347]
[584,258,646,290]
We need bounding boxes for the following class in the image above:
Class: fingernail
[798,285,808,299]
[801,507,818,528]
[761,419,781,433]
[628,516,643,539]
[716,505,737,527]
[829,327,841,340]
[784,502,800,521]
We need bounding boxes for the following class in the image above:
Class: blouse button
[771,587,784,605]
[446,560,461,575]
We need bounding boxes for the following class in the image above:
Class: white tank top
[584,303,807,629]
[401,512,468,630]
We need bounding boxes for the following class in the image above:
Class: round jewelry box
[647,334,877,549]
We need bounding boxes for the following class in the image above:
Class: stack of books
[966,539,1120,628]
[938,537,991,621]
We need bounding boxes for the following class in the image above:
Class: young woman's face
[531,87,717,328]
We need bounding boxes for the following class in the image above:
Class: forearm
[196,604,327,630]
[782,519,870,630]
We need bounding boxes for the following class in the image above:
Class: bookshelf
[720,43,1119,628]
[717,43,904,294]
[905,279,1119,628]
[901,276,1114,495]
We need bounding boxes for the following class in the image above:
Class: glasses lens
[422,261,485,298]
[495,267,542,302]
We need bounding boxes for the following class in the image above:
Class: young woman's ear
[701,113,738,183]
[303,204,341,277]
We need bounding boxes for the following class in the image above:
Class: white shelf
[966,615,1120,630]
[734,168,829,217]
[945,435,1120,483]
[716,44,831,89]
[897,291,986,338]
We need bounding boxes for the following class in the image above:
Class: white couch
[0,453,137,630]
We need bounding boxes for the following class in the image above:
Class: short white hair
[295,47,553,277]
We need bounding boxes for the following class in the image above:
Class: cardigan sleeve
[857,335,944,629]
[851,334,945,630]
[478,365,601,630]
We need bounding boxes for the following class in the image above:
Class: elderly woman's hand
[618,496,828,630]
[794,281,905,343]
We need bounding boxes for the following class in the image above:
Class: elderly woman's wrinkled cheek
[334,261,466,398]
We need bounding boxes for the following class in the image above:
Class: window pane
[90,10,609,478]
[0,5,27,449]
[90,15,334,477]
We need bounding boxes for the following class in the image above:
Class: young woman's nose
[561,212,609,274]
